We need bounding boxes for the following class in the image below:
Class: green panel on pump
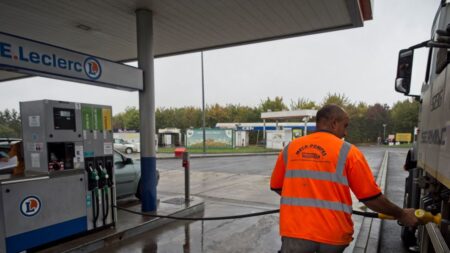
[93,107,103,130]
[81,106,93,130]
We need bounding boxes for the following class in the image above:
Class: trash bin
[174,147,186,158]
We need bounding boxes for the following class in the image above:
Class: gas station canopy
[0,0,372,82]
[261,109,318,120]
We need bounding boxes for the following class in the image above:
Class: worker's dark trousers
[281,237,347,253]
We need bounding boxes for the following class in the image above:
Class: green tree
[290,98,317,110]
[206,104,231,127]
[112,113,125,131]
[390,99,419,134]
[259,96,288,112]
[321,93,351,108]
[227,104,261,123]
[345,102,368,143]
[122,107,140,131]
[364,103,390,142]
[0,109,21,138]
[156,107,202,130]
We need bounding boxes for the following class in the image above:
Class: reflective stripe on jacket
[270,132,381,245]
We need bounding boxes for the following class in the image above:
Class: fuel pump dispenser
[0,100,116,253]
[81,104,115,230]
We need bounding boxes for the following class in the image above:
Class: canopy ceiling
[0,0,372,82]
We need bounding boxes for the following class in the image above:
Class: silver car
[113,138,140,154]
[114,150,159,199]
[114,150,141,199]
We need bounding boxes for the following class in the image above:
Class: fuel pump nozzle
[98,164,110,226]
[88,165,100,229]
[375,209,443,225]
[97,164,109,189]
[414,209,442,225]
[88,165,100,190]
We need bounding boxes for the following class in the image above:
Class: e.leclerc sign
[0,32,143,91]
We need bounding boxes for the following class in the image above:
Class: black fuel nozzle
[88,165,99,191]
[97,164,109,189]
[105,160,114,187]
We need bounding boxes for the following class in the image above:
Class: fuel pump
[0,100,117,253]
[81,104,115,230]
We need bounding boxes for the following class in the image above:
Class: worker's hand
[398,208,420,227]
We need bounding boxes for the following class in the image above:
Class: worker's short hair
[316,104,347,124]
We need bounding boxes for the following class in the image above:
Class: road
[151,146,385,177]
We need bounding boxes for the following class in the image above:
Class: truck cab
[395,1,450,251]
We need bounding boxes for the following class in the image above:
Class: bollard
[182,151,190,203]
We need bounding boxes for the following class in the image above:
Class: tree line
[112,93,419,144]
[0,93,418,144]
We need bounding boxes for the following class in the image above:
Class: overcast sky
[0,0,441,114]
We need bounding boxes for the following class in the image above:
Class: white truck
[395,1,450,251]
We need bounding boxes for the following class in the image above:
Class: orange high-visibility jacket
[270,132,381,245]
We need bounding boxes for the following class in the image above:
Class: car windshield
[114,139,129,144]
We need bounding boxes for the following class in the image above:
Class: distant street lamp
[303,117,310,136]
[201,51,206,153]
[382,124,387,142]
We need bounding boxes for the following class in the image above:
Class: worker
[270,104,418,253]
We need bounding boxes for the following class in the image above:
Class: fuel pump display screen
[53,108,76,130]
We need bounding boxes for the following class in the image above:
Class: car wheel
[125,148,133,154]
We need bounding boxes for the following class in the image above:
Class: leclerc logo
[84,57,102,80]
[20,196,41,217]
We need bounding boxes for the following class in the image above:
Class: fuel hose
[114,205,279,220]
[114,205,397,221]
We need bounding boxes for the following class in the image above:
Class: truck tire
[125,147,133,154]
[401,226,417,248]
[401,175,417,248]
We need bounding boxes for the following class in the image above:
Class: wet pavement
[379,150,410,253]
[97,201,279,253]
[93,146,393,253]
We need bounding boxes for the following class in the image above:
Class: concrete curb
[156,152,279,160]
[352,150,389,253]
[39,196,205,253]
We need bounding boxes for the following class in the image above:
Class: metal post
[201,52,206,153]
[383,124,387,142]
[136,9,157,212]
[182,152,190,202]
[263,119,266,145]
[303,117,309,136]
